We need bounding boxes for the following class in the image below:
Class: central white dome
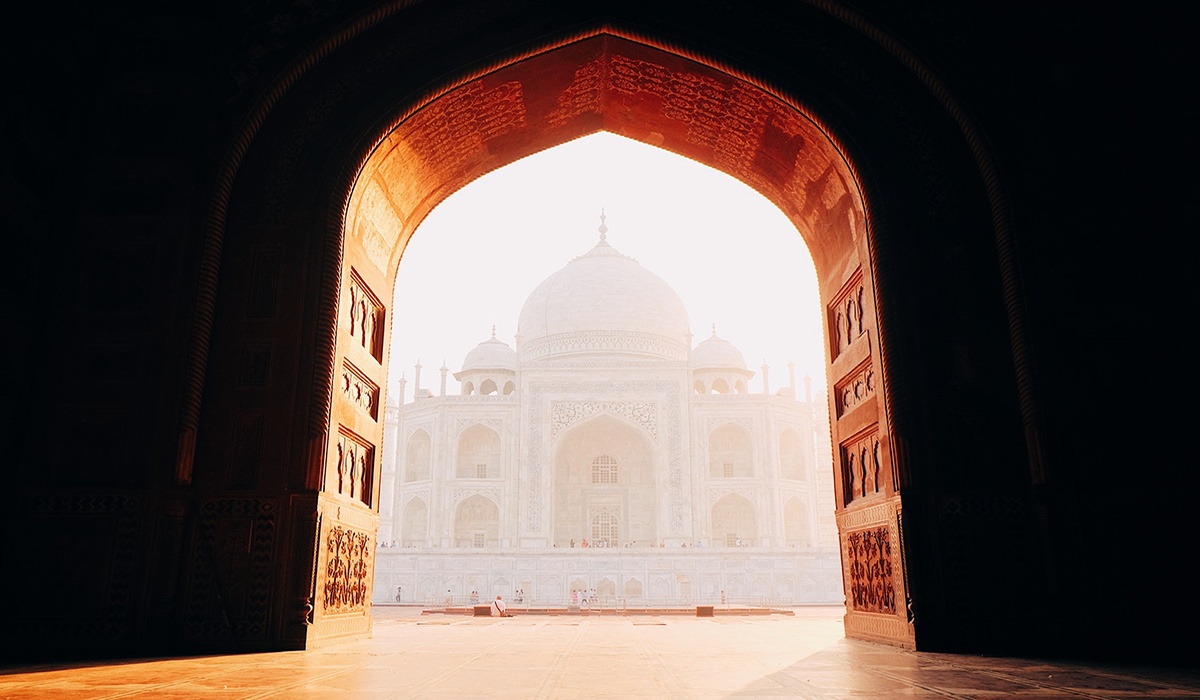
[517,230,690,362]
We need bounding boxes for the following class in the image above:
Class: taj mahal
[372,216,842,606]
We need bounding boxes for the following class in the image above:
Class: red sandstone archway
[308,31,910,648]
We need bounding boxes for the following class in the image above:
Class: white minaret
[761,360,770,395]
[414,359,423,399]
[397,373,407,405]
[439,361,448,397]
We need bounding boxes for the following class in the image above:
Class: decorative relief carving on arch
[836,360,876,418]
[841,428,883,506]
[335,428,374,506]
[405,423,434,440]
[347,270,384,362]
[545,48,858,221]
[548,56,604,125]
[405,79,526,184]
[555,55,771,179]
[341,360,379,420]
[550,401,658,440]
[831,271,867,359]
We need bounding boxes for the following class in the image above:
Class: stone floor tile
[3,607,1199,699]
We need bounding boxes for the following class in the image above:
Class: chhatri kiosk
[374,217,840,606]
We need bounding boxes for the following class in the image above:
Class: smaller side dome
[461,332,517,371]
[691,327,747,370]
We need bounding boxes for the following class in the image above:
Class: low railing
[419,594,790,611]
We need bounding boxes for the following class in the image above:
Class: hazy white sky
[388,132,826,403]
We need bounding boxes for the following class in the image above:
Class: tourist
[491,595,513,617]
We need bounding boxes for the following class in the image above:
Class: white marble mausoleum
[373,217,841,606]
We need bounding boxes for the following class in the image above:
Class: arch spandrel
[343,33,866,285]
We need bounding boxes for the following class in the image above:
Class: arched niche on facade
[552,413,657,548]
[709,423,754,478]
[456,424,501,478]
[405,429,431,482]
[454,494,499,548]
[712,493,758,547]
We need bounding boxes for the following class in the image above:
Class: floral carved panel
[846,526,895,615]
[836,361,875,418]
[322,524,373,614]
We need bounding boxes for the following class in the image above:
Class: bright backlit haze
[388,132,826,403]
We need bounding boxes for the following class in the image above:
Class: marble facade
[374,225,839,605]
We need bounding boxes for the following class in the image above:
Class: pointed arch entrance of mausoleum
[551,412,660,549]
[317,30,912,649]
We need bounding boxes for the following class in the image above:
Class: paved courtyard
[2,606,1197,699]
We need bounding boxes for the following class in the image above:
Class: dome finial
[491,324,496,338]
[598,208,608,241]
[711,322,717,337]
